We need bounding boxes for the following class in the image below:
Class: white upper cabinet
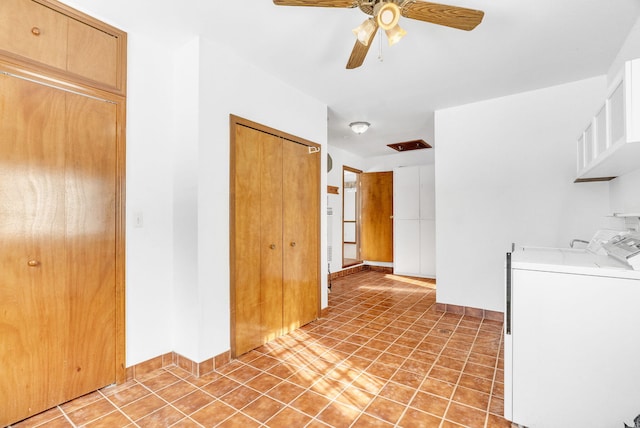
[576,58,640,181]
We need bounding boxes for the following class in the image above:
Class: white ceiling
[66,0,640,157]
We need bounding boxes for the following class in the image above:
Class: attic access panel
[387,139,432,152]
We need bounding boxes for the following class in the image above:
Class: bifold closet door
[232,121,320,357]
[282,140,319,332]
[0,74,117,425]
[233,125,283,356]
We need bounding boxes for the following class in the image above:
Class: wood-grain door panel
[360,171,393,262]
[233,125,264,356]
[283,140,319,332]
[0,74,67,422]
[231,117,320,357]
[67,18,118,87]
[259,132,283,344]
[0,74,118,425]
[64,92,117,398]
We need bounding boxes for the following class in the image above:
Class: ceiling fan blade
[273,0,358,7]
[401,1,484,31]
[346,21,377,69]
[346,38,374,69]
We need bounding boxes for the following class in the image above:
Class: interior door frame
[229,114,321,358]
[342,166,362,268]
[0,61,127,385]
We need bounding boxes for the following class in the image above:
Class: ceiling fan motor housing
[359,0,404,17]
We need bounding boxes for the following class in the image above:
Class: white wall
[610,169,640,215]
[435,77,611,312]
[124,33,329,365]
[607,16,640,85]
[124,33,176,366]
[172,37,329,362]
[171,39,201,362]
[126,32,329,365]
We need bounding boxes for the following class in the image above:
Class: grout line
[484,324,505,428]
[438,314,475,428]
[58,405,77,428]
[96,388,139,427]
[134,373,194,425]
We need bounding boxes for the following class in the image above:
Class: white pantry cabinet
[576,58,640,181]
[393,165,435,277]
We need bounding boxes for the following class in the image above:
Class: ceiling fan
[272,0,484,69]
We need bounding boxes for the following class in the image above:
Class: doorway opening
[342,166,362,268]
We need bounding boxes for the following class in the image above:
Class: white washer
[504,247,640,427]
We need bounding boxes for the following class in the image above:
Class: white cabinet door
[419,165,435,220]
[576,58,640,180]
[394,219,420,275]
[394,166,420,220]
[419,219,436,276]
[394,166,436,277]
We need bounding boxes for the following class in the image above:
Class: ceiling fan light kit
[272,0,484,69]
[385,24,407,46]
[349,121,371,134]
[353,18,377,46]
[375,2,400,30]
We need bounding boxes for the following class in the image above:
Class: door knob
[270,244,276,250]
[27,260,40,267]
[290,242,296,247]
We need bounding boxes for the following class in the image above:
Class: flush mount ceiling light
[349,121,370,134]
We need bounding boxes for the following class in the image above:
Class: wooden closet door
[0,74,117,425]
[259,132,283,344]
[0,73,67,424]
[232,125,283,356]
[63,90,117,398]
[282,140,319,332]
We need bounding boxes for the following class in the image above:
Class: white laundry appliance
[504,242,640,427]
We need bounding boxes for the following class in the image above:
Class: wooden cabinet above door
[0,0,126,94]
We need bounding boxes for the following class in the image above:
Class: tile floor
[10,270,512,428]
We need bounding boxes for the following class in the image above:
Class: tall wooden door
[360,171,394,262]
[232,124,284,356]
[282,139,319,332]
[231,117,319,357]
[0,73,118,425]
